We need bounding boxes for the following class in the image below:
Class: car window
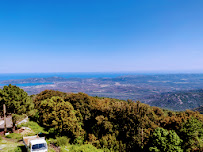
[32,143,46,151]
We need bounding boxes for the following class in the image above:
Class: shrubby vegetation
[148,128,183,152]
[12,114,27,125]
[0,84,34,115]
[68,144,103,152]
[8,147,22,152]
[17,121,47,135]
[55,136,69,147]
[6,133,22,141]
[0,85,203,151]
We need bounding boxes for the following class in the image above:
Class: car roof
[30,138,46,145]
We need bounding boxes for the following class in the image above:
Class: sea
[0,72,195,87]
[0,72,143,87]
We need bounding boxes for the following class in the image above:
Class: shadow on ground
[18,145,26,152]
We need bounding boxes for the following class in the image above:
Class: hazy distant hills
[1,76,70,83]
[193,105,203,114]
[145,89,203,111]
[1,74,203,111]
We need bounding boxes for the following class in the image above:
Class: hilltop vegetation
[0,85,203,151]
[193,105,203,114]
[0,84,34,116]
[146,89,203,111]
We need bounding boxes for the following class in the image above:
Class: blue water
[0,72,133,87]
[0,72,139,81]
[0,72,158,87]
[0,82,53,87]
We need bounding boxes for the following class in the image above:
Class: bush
[46,138,56,145]
[148,128,183,152]
[8,147,22,152]
[6,133,22,140]
[68,144,103,152]
[14,147,22,152]
[56,136,69,147]
[12,114,27,124]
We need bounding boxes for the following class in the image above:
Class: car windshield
[32,143,47,151]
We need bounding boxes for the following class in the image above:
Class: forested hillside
[145,89,203,111]
[0,85,203,152]
[193,105,203,114]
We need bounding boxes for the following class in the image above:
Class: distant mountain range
[144,89,203,111]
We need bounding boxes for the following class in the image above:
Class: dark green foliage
[56,136,69,146]
[14,147,22,152]
[99,134,126,152]
[64,93,97,138]
[37,96,84,141]
[148,128,183,152]
[1,87,203,152]
[0,89,4,116]
[12,114,27,124]
[64,93,95,121]
[68,144,103,152]
[33,89,67,109]
[0,84,34,115]
[63,92,203,151]
[179,118,203,151]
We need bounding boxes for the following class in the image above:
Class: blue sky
[0,0,202,73]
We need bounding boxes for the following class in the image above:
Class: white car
[23,135,48,152]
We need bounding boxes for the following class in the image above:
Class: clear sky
[0,0,203,73]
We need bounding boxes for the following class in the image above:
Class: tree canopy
[0,84,34,115]
[1,85,203,151]
[37,96,84,142]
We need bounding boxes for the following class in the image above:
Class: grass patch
[47,137,69,148]
[61,144,103,152]
[6,133,22,140]
[0,139,24,152]
[8,147,22,152]
[48,147,56,152]
[56,136,69,147]
[17,121,47,135]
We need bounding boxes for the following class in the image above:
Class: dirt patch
[49,143,60,152]
[14,127,34,136]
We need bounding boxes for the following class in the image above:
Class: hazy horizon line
[0,70,203,74]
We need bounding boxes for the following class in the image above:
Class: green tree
[0,84,34,115]
[0,89,4,116]
[38,96,84,142]
[148,128,183,152]
[33,89,67,109]
[99,134,126,152]
[180,118,203,151]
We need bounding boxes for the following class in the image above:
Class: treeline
[0,84,203,152]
